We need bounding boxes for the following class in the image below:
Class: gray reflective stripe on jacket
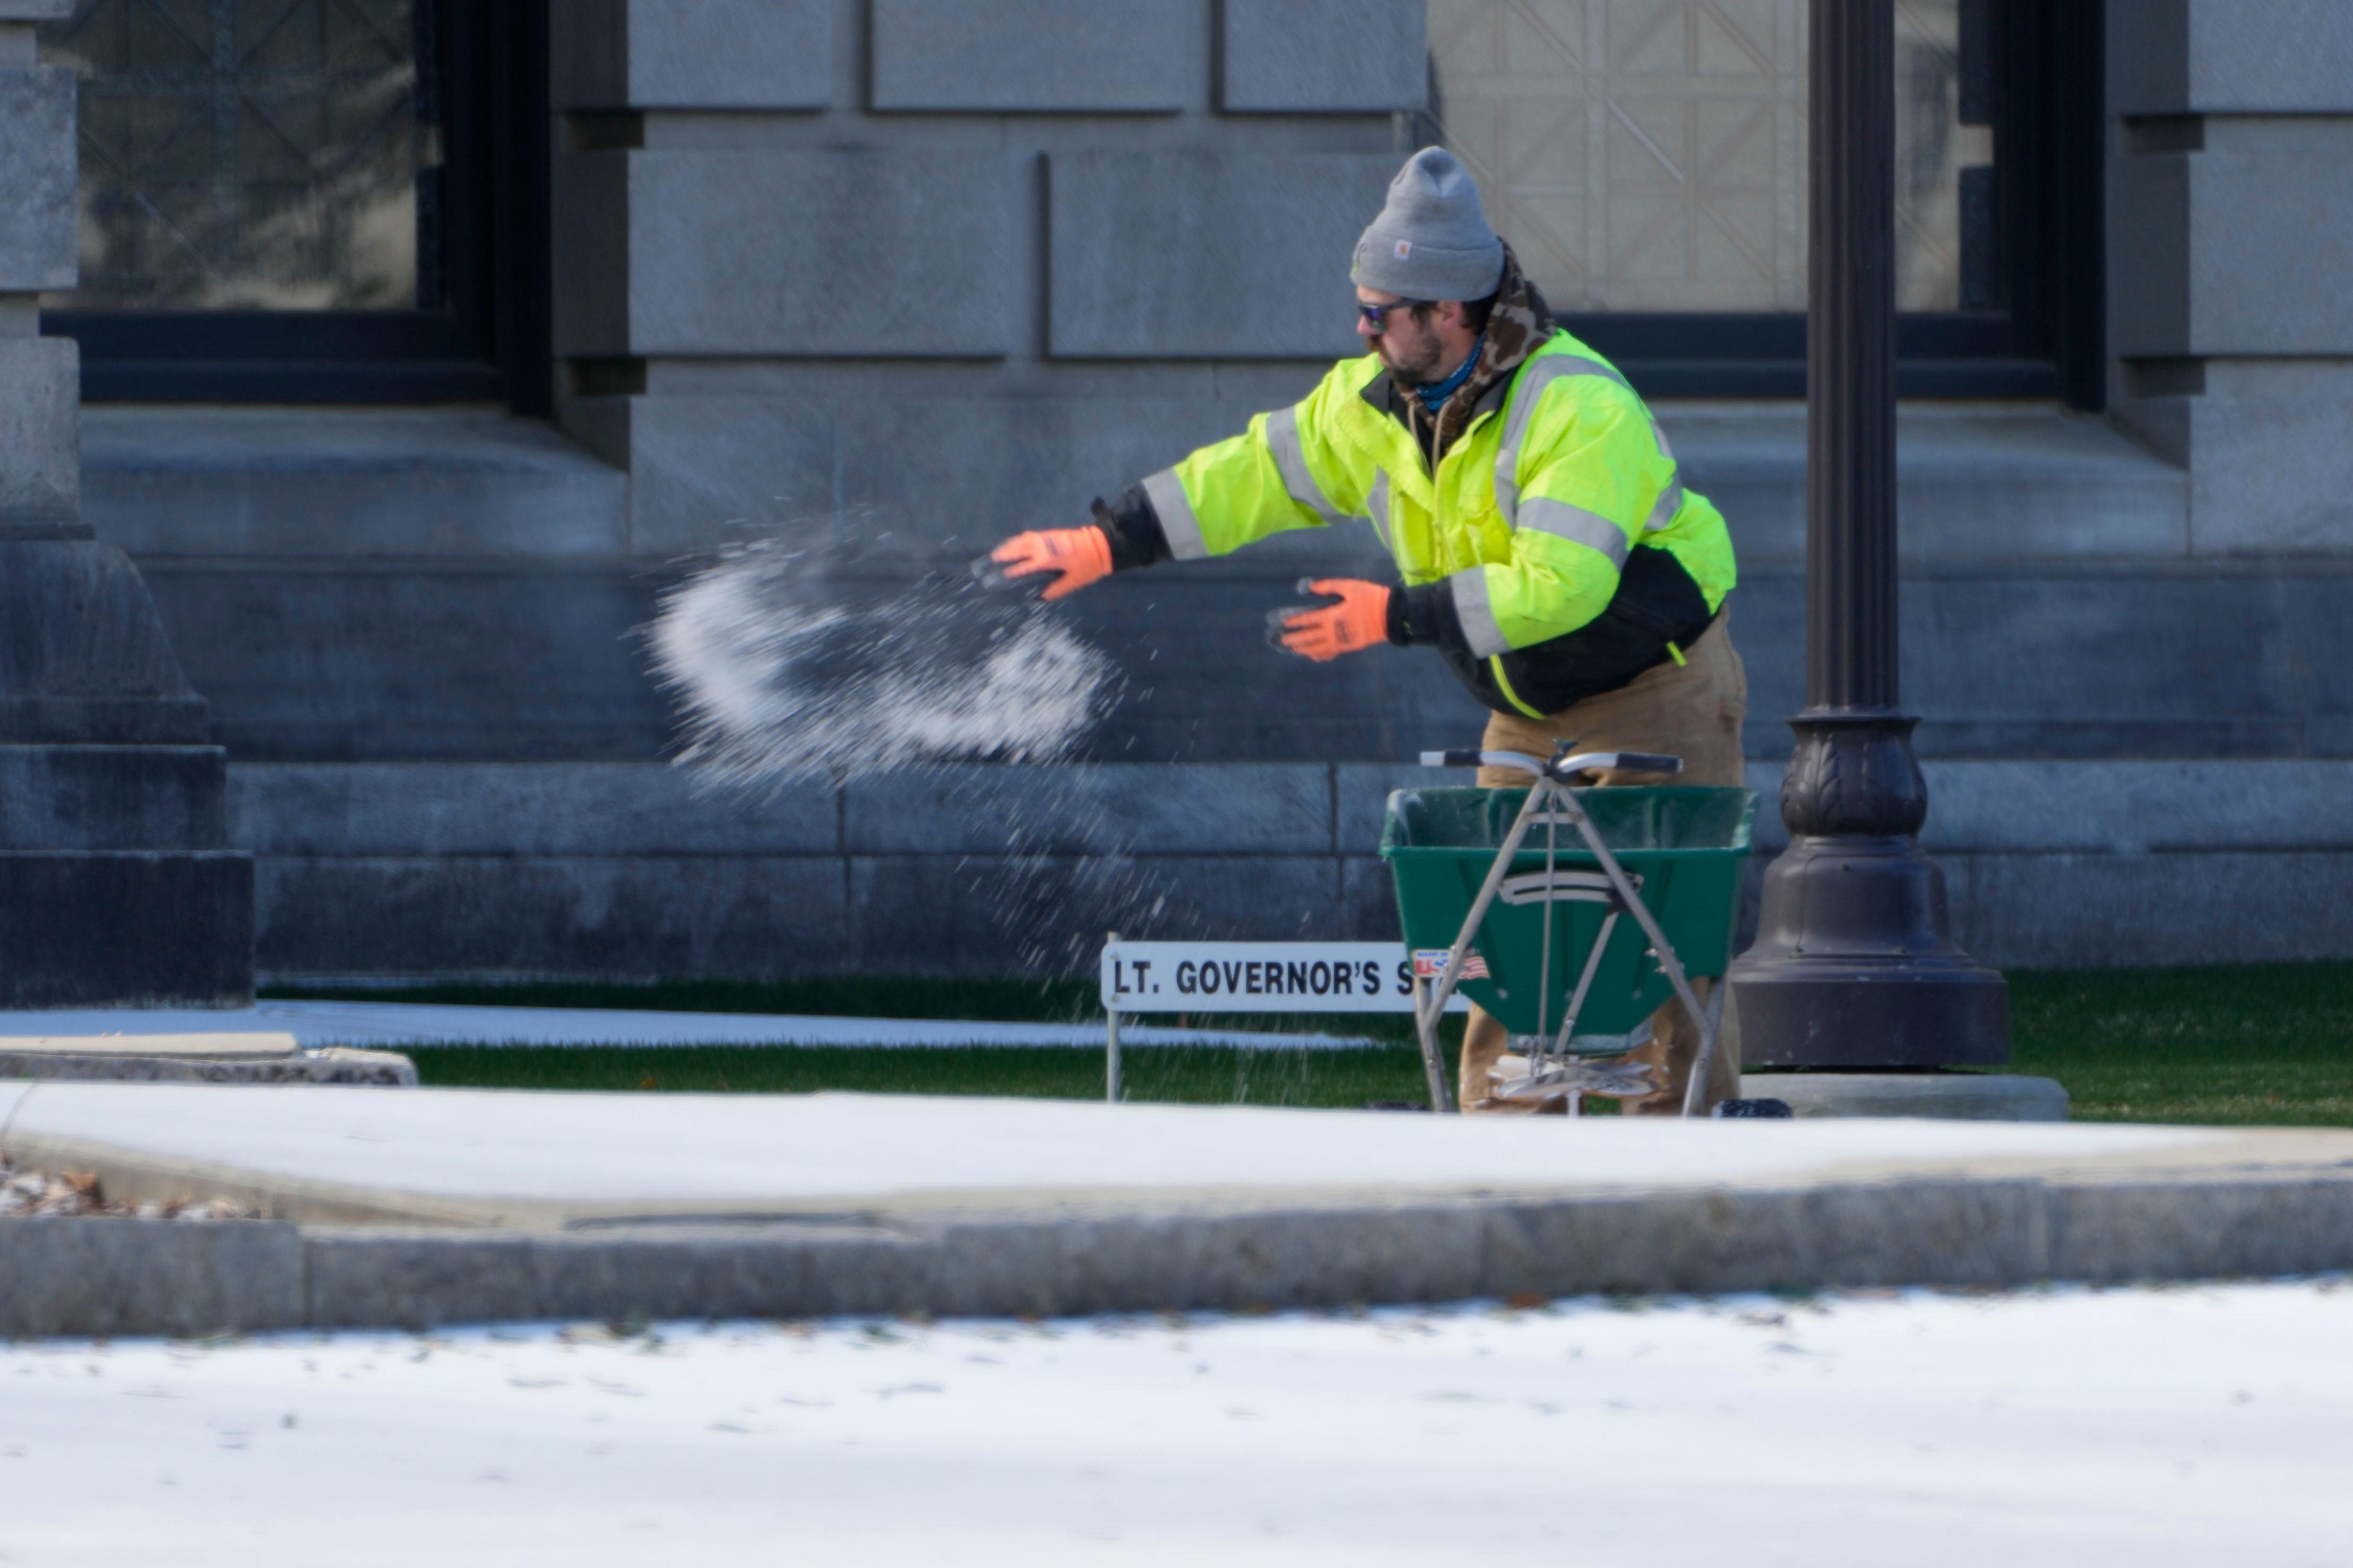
[1265,405,1350,525]
[1143,468,1208,560]
[1366,469,1393,555]
[1641,421,1683,533]
[1518,495,1631,567]
[1448,566,1509,660]
[1641,478,1686,535]
[1491,351,1685,541]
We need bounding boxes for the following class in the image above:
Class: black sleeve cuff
[1392,581,1467,654]
[1093,486,1173,573]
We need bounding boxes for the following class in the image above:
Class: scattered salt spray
[647,538,1121,786]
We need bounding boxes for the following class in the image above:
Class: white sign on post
[1099,941,1470,1015]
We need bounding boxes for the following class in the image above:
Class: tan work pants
[1458,613,1748,1117]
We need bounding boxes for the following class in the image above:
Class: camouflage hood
[1412,243,1557,457]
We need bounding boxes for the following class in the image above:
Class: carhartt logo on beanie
[1352,148,1505,302]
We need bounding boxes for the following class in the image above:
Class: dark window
[38,0,550,409]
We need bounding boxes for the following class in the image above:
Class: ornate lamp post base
[1731,712,2009,1068]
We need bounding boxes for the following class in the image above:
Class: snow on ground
[3,1282,2347,1567]
[0,1000,1373,1051]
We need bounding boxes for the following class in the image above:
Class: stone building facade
[4,0,2347,985]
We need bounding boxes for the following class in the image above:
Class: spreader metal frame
[1408,746,1727,1119]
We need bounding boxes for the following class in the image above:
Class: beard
[1377,323,1446,386]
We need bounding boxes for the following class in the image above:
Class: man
[987,148,1745,1115]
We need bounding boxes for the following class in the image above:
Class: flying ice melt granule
[646,538,1121,788]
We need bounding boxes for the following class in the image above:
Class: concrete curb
[9,1172,2353,1337]
[0,1047,416,1086]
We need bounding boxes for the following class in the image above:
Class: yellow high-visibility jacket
[1123,329,1735,718]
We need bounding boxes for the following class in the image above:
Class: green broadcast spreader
[1382,746,1757,1116]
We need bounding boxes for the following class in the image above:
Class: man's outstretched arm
[984,365,1376,600]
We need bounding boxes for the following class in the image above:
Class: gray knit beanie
[1351,148,1505,302]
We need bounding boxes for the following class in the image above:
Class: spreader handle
[1421,748,1683,778]
[1608,752,1684,775]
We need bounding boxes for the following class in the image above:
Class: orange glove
[1272,578,1392,662]
[986,526,1115,601]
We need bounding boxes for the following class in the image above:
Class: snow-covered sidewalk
[0,999,1372,1051]
[3,1283,2346,1566]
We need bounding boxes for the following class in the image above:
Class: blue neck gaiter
[1411,328,1486,416]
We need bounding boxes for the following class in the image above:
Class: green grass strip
[2005,961,2353,1127]
[280,960,2353,1126]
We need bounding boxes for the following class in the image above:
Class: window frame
[48,0,553,413]
[1433,0,2107,409]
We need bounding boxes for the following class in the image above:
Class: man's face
[1356,286,1446,385]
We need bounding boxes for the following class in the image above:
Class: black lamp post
[1727,0,2010,1068]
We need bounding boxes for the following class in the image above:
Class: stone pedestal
[1742,1072,2068,1122]
[0,546,254,1010]
[0,3,252,1007]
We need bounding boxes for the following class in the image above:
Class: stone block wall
[1047,151,1397,358]
[547,0,1423,565]
[0,49,75,297]
[0,13,76,536]
[555,148,1018,357]
[232,758,2353,983]
[1220,0,1428,114]
[866,0,1197,111]
[2107,0,2353,551]
[553,0,835,110]
[56,1,2353,979]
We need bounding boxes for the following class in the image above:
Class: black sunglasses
[1357,298,1430,331]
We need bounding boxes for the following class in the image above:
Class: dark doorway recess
[43,0,552,412]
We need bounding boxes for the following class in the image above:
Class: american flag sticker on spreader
[1412,949,1489,981]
